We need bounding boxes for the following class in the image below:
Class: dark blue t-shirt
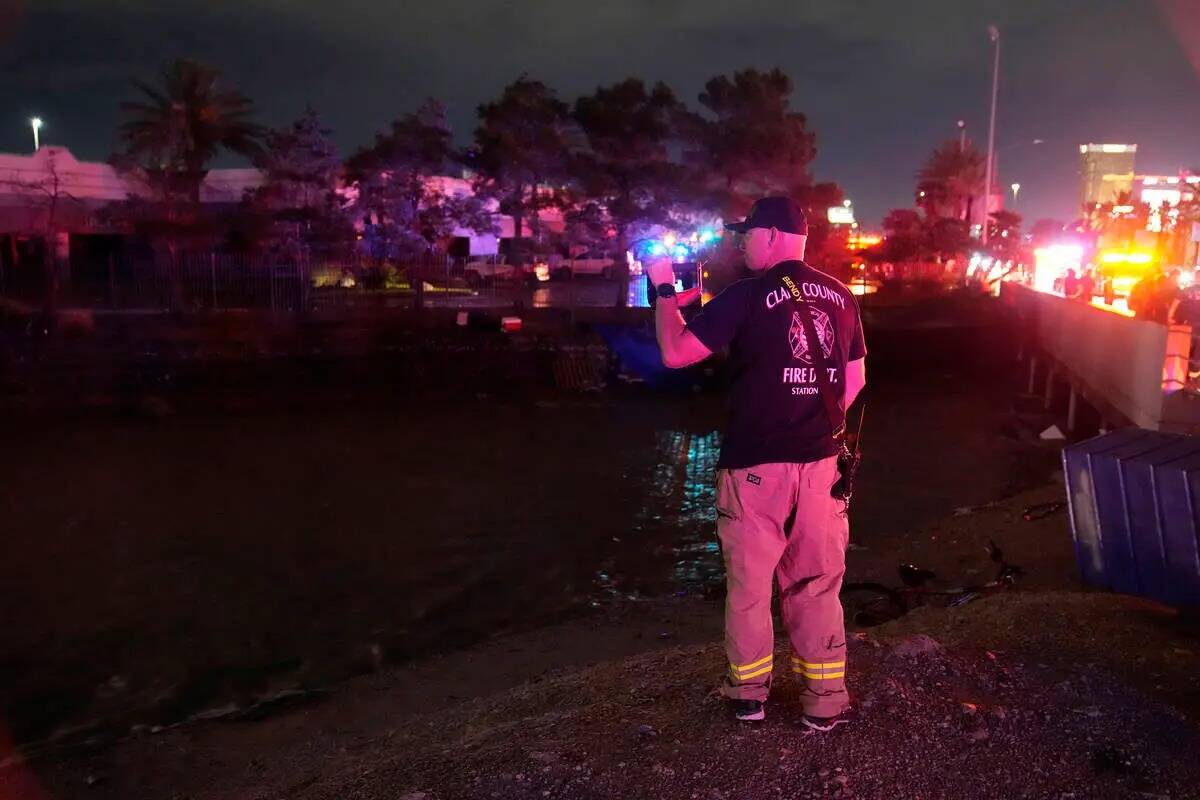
[686,260,867,469]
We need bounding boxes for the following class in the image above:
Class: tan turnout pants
[716,457,851,717]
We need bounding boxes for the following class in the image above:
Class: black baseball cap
[724,196,808,236]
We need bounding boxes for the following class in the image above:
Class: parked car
[463,256,527,287]
[554,250,618,280]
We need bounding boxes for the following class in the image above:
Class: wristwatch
[655,283,677,299]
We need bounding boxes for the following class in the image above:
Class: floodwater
[0,316,1053,743]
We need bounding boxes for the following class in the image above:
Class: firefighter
[647,197,867,731]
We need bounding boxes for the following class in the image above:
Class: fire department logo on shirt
[788,308,835,364]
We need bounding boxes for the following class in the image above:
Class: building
[1135,173,1198,231]
[0,146,262,274]
[423,174,566,258]
[0,148,557,271]
[1079,143,1137,208]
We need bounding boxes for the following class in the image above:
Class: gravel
[280,594,1200,800]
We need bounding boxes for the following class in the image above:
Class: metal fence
[0,251,638,314]
[125,254,311,312]
[1,253,443,313]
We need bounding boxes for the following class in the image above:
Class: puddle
[623,429,724,593]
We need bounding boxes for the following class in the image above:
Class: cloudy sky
[3,0,1199,225]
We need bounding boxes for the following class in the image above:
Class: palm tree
[116,59,265,205]
[1087,190,1150,246]
[917,140,986,223]
[1170,194,1200,265]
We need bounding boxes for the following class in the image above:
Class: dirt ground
[12,487,1200,799]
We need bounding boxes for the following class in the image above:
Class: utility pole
[982,25,1000,246]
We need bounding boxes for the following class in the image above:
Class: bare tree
[1,150,80,316]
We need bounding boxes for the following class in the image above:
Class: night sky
[4,0,1199,227]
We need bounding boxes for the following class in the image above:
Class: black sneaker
[732,699,765,722]
[801,708,854,732]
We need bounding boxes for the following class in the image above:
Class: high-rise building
[1079,143,1137,208]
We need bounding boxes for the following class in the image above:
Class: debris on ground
[23,591,1200,800]
[1040,424,1066,440]
[1023,500,1067,521]
[888,633,945,659]
[952,500,1001,516]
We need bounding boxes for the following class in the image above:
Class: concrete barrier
[1002,283,1200,432]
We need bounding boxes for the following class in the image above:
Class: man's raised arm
[647,258,713,369]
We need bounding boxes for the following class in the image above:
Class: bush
[311,264,352,288]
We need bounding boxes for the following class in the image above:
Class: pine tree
[346,100,495,262]
[470,77,571,259]
[572,79,692,306]
[253,107,349,257]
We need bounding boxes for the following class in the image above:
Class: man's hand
[647,257,700,306]
[650,254,713,368]
[645,256,676,288]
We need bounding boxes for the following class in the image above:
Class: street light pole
[957,119,967,151]
[1011,183,1021,205]
[30,117,43,152]
[993,139,1044,202]
[982,25,1000,246]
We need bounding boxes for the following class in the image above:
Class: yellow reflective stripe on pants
[790,657,845,670]
[794,670,846,680]
[733,654,773,672]
[729,659,774,682]
[730,664,773,681]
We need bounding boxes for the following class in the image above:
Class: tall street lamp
[30,117,43,152]
[992,138,1044,206]
[1011,183,1021,204]
[982,25,1000,245]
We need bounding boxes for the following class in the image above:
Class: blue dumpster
[1064,429,1200,607]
